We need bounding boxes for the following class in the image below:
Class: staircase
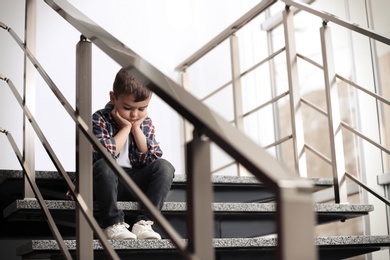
[1,169,389,259]
[1,0,390,259]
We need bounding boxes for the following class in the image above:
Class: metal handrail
[200,46,285,102]
[282,0,390,46]
[43,0,317,259]
[0,1,317,260]
[0,127,72,259]
[1,24,189,258]
[345,171,390,207]
[0,76,120,260]
[43,0,300,189]
[297,52,390,107]
[341,122,390,155]
[175,0,390,211]
[175,0,277,71]
[1,22,186,259]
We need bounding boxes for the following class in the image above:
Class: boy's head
[110,68,152,124]
[112,68,151,102]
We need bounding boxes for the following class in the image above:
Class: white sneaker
[131,220,161,240]
[104,222,137,240]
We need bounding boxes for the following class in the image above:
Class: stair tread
[16,235,390,257]
[4,199,374,216]
[0,169,333,186]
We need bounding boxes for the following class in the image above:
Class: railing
[176,0,390,205]
[0,0,318,260]
[175,0,390,242]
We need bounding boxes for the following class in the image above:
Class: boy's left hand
[131,113,148,129]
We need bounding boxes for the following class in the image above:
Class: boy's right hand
[111,107,132,130]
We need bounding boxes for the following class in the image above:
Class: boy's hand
[111,107,132,130]
[131,113,148,129]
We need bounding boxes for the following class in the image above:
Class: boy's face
[110,91,150,124]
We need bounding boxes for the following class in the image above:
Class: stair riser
[0,179,275,204]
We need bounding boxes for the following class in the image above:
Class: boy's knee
[153,159,175,179]
[93,159,114,177]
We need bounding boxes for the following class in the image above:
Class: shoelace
[137,220,154,227]
[114,222,130,229]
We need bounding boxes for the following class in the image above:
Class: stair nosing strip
[0,170,334,185]
[7,199,374,213]
[17,235,390,252]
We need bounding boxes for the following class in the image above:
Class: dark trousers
[93,158,175,228]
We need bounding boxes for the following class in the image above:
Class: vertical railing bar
[186,130,214,260]
[230,34,245,176]
[1,129,72,260]
[75,35,93,260]
[266,7,284,161]
[23,0,37,199]
[320,23,348,204]
[180,69,195,145]
[283,6,308,177]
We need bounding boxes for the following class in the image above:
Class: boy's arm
[134,118,163,165]
[131,113,149,153]
[92,111,118,159]
[111,106,132,156]
[113,126,131,156]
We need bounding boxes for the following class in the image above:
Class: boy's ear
[109,91,115,105]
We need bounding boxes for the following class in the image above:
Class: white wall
[0,0,257,174]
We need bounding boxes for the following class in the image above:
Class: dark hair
[112,68,151,102]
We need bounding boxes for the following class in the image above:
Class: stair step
[16,235,390,260]
[3,199,373,239]
[0,170,333,203]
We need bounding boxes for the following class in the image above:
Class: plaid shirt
[92,102,163,167]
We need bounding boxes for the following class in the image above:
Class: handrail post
[76,35,93,259]
[277,180,318,260]
[320,23,348,203]
[23,0,37,199]
[283,6,308,177]
[186,130,214,260]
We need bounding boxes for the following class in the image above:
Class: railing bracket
[378,173,390,185]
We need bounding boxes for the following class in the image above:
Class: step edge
[16,235,390,254]
[0,170,333,186]
[6,199,374,213]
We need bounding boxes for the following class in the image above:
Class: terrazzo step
[16,235,390,260]
[0,170,333,204]
[3,199,373,239]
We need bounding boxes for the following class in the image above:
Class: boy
[92,68,175,240]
